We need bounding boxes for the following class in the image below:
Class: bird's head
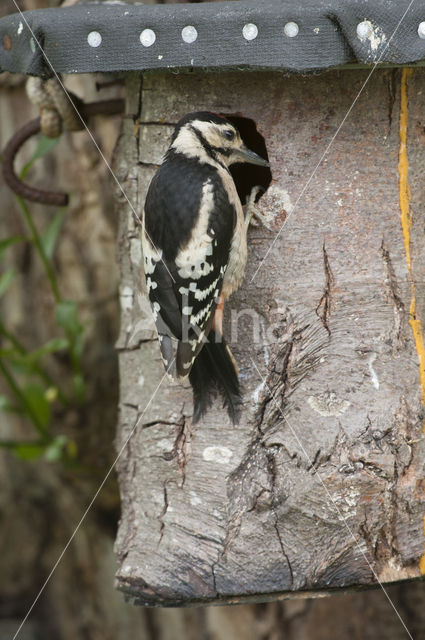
[169,111,269,169]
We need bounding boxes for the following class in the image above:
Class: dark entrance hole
[224,115,272,205]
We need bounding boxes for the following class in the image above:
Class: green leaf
[0,236,26,260]
[72,331,85,360]
[66,438,78,459]
[72,373,85,400]
[20,135,59,180]
[0,441,47,460]
[1,351,34,375]
[40,211,66,259]
[44,435,68,462]
[56,300,82,335]
[0,269,15,297]
[4,338,68,375]
[22,383,51,432]
[0,348,17,358]
[28,338,69,363]
[0,394,14,412]
[1,349,37,375]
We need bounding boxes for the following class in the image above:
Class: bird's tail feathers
[189,331,241,424]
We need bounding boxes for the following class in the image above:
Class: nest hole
[224,114,272,205]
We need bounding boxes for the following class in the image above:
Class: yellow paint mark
[398,68,425,575]
[416,515,425,576]
[409,294,425,408]
[398,68,425,404]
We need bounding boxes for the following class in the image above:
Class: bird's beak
[235,144,270,167]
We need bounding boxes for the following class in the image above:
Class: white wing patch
[146,276,158,291]
[193,275,221,301]
[177,257,214,279]
[190,298,215,327]
[175,179,215,280]
[142,229,163,276]
[152,301,161,320]
[179,282,198,296]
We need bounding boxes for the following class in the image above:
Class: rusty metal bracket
[2,98,125,206]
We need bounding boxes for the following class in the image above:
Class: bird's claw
[244,186,272,231]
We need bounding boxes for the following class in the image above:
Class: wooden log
[114,69,425,606]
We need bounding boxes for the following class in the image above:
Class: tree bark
[115,69,425,605]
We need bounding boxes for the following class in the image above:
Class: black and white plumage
[142,112,269,423]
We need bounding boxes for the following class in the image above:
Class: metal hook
[2,98,125,207]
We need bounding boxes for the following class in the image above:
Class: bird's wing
[142,162,235,379]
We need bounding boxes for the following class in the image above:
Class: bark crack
[157,484,169,548]
[137,161,161,169]
[315,243,334,336]
[155,408,188,548]
[387,68,397,135]
[163,414,191,487]
[380,238,406,350]
[116,337,156,352]
[266,448,294,587]
[254,330,297,429]
[211,562,218,596]
[139,120,178,126]
[255,321,320,435]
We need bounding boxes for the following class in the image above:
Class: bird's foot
[244,186,272,230]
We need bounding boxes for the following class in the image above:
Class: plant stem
[14,197,85,403]
[0,439,45,449]
[16,196,62,303]
[0,319,69,405]
[0,319,25,353]
[0,359,50,439]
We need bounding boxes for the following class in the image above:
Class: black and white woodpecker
[142,112,269,423]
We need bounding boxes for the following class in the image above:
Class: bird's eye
[224,129,235,141]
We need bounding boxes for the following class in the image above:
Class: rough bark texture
[115,69,425,606]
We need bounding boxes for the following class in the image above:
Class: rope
[26,76,83,138]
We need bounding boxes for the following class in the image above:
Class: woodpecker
[142,111,269,423]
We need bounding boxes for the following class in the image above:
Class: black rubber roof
[0,1,423,76]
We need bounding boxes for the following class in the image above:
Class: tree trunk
[115,68,425,606]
